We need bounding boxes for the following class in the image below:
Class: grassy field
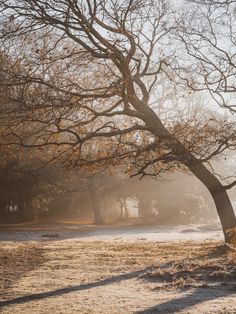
[0,224,236,313]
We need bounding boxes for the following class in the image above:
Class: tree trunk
[124,198,129,218]
[130,100,236,244]
[119,198,128,219]
[89,182,103,224]
[187,162,236,244]
[155,125,236,244]
[169,138,236,244]
[138,195,154,223]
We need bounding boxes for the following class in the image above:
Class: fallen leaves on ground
[0,244,45,294]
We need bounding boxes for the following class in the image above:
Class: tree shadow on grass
[136,245,236,314]
[137,245,236,313]
[136,285,236,313]
[0,268,150,309]
[1,266,235,313]
[196,243,230,259]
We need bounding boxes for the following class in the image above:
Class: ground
[0,223,236,313]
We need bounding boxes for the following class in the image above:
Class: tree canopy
[0,0,235,243]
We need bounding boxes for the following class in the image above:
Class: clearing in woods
[0,223,236,314]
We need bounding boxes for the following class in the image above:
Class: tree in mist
[0,0,236,243]
[0,151,75,222]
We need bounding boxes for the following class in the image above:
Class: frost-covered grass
[143,244,236,289]
[0,226,236,313]
[0,244,45,293]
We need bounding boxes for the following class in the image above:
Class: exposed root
[224,243,236,252]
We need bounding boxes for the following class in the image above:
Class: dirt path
[0,226,236,313]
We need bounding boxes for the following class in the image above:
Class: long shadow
[1,265,236,313]
[137,244,236,313]
[137,285,236,314]
[0,268,150,309]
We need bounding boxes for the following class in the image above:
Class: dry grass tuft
[226,227,236,248]
[143,246,236,289]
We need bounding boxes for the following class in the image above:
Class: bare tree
[0,0,235,243]
[174,1,236,112]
